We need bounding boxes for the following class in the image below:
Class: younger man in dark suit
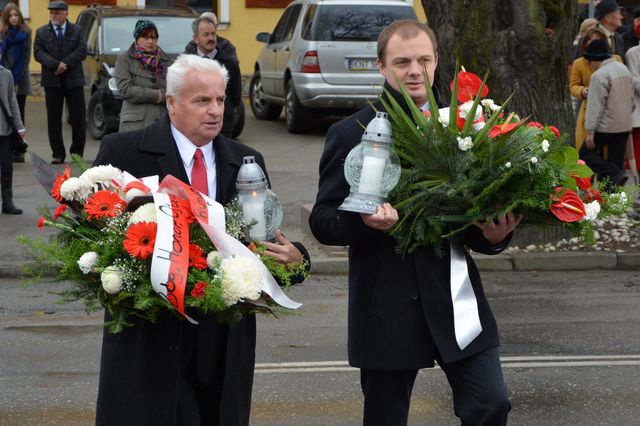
[93,54,309,426]
[33,1,87,164]
[309,20,520,425]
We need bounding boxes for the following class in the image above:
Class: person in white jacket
[625,9,640,180]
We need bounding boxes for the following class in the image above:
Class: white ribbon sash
[449,240,482,350]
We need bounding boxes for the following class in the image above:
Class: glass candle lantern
[236,156,282,241]
[339,111,401,214]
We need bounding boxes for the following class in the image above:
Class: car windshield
[303,5,415,41]
[102,16,195,54]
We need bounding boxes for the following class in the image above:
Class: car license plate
[348,58,377,71]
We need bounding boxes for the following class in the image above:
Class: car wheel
[232,102,245,139]
[87,91,107,140]
[285,80,307,134]
[249,71,282,120]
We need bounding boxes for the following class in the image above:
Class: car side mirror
[256,32,271,44]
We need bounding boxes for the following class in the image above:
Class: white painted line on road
[254,355,640,374]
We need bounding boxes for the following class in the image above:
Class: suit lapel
[214,135,243,204]
[139,116,189,183]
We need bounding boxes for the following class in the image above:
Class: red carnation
[53,204,68,220]
[548,125,560,137]
[37,217,46,229]
[584,187,602,203]
[527,122,544,129]
[191,281,209,298]
[189,243,208,270]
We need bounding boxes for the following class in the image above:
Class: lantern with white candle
[235,156,282,241]
[339,111,401,214]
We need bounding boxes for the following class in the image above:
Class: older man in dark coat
[94,54,308,426]
[33,0,86,164]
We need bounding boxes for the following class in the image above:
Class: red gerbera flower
[123,222,157,260]
[549,188,586,222]
[84,190,126,220]
[452,71,489,103]
[37,217,46,229]
[51,166,71,202]
[53,204,68,220]
[189,243,208,270]
[191,281,209,298]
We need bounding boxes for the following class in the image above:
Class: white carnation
[481,98,501,112]
[541,139,550,152]
[220,257,263,306]
[457,136,473,152]
[530,157,538,164]
[582,201,601,222]
[59,177,93,201]
[128,203,157,224]
[458,101,482,120]
[206,251,222,270]
[101,266,123,294]
[438,115,449,126]
[80,165,122,190]
[78,252,99,274]
[472,121,486,132]
[125,188,147,202]
[505,162,512,168]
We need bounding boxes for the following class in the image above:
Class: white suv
[249,0,416,133]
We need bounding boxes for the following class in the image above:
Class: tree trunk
[421,0,577,142]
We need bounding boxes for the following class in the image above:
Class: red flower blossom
[549,188,586,222]
[584,187,602,203]
[527,122,544,129]
[452,71,489,103]
[189,243,208,270]
[53,204,68,220]
[123,222,157,260]
[84,190,126,220]
[548,125,560,137]
[191,281,209,298]
[247,241,257,252]
[37,217,46,229]
[572,175,592,191]
[422,109,431,118]
[488,116,523,139]
[51,166,71,202]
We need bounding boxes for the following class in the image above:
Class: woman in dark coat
[0,3,31,163]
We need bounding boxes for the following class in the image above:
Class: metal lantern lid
[236,156,268,191]
[361,111,393,145]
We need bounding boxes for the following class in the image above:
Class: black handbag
[0,98,28,154]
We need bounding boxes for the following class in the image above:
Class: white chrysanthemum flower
[206,251,222,270]
[458,101,482,120]
[80,165,122,190]
[78,251,99,274]
[482,98,502,112]
[542,139,550,152]
[582,201,601,222]
[530,157,538,164]
[472,121,486,132]
[59,177,93,201]
[101,265,123,294]
[128,203,157,224]
[124,187,147,203]
[220,257,263,306]
[505,162,512,168]
[457,136,473,152]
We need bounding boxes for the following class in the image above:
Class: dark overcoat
[308,85,511,370]
[33,21,86,88]
[93,115,272,425]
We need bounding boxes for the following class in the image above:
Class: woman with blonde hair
[0,3,31,162]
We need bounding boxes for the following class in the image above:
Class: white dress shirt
[171,124,217,199]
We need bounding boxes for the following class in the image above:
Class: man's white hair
[166,54,228,100]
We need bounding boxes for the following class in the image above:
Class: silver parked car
[249,0,416,133]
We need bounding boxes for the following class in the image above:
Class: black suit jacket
[309,86,510,370]
[33,21,86,88]
[93,116,289,426]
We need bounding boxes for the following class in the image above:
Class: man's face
[50,10,67,26]
[603,9,624,30]
[194,21,217,54]
[377,32,438,107]
[167,69,226,147]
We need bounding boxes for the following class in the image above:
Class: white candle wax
[358,155,386,195]
[242,193,267,240]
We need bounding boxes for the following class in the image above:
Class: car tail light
[300,51,320,73]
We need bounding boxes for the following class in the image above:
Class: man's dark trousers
[360,347,510,425]
[45,85,86,161]
[580,131,629,185]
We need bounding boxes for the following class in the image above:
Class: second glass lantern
[339,111,401,214]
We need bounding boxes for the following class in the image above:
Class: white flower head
[101,265,123,294]
[80,165,122,190]
[220,257,263,306]
[530,156,538,164]
[438,115,449,126]
[481,98,501,112]
[472,121,486,132]
[582,200,601,222]
[458,101,482,121]
[541,139,550,152]
[59,177,93,202]
[457,136,473,152]
[505,162,512,168]
[78,251,99,274]
[128,203,157,224]
[124,187,148,203]
[206,251,222,270]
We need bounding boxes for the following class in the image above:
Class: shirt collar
[171,124,214,170]
[196,46,217,59]
[52,21,67,31]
